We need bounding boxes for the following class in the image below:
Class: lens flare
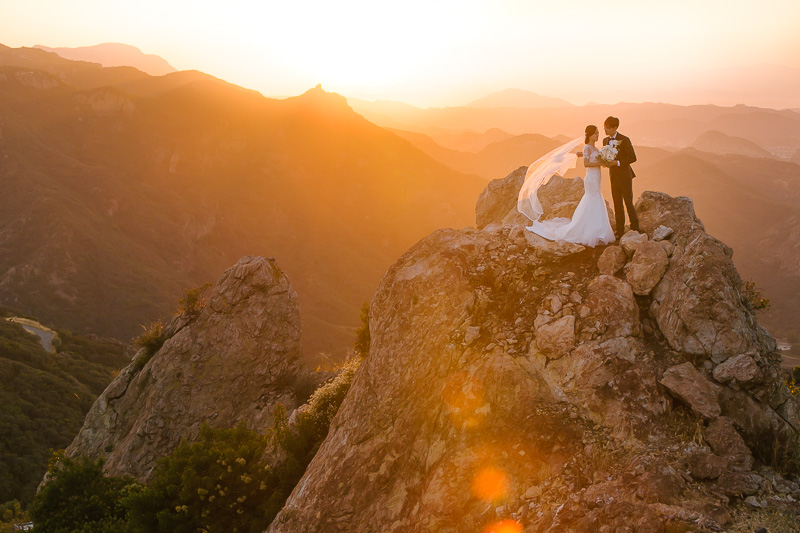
[483,519,523,533]
[471,466,508,502]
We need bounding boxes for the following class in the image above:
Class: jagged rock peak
[66,255,308,480]
[290,84,352,113]
[269,180,800,530]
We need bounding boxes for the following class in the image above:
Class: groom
[603,116,639,239]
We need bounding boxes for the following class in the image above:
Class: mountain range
[349,98,800,156]
[33,43,177,76]
[0,44,485,359]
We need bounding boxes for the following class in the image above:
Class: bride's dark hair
[584,125,598,144]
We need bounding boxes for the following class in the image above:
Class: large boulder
[636,191,705,238]
[65,256,308,480]
[476,166,527,229]
[650,231,760,359]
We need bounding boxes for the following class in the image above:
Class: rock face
[66,256,307,480]
[269,187,800,531]
[475,166,527,229]
[476,168,588,230]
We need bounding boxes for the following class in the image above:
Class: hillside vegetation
[0,308,129,505]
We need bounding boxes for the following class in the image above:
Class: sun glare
[254,0,462,93]
[471,466,509,502]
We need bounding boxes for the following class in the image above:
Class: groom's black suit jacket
[603,133,637,180]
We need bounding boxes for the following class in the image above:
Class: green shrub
[125,423,276,533]
[27,312,365,531]
[743,280,770,311]
[132,320,167,372]
[274,356,361,467]
[30,453,140,533]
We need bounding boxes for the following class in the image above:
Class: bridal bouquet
[599,141,620,164]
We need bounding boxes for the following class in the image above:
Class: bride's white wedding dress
[524,144,615,248]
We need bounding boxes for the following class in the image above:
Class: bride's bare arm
[583,157,604,168]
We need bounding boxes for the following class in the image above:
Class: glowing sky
[2,0,799,108]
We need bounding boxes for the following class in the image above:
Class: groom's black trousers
[610,174,638,235]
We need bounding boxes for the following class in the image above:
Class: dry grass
[663,405,705,446]
[728,507,800,533]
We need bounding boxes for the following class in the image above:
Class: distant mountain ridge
[690,130,773,158]
[349,96,800,158]
[34,43,177,76]
[465,88,573,108]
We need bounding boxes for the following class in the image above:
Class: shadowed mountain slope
[0,45,485,359]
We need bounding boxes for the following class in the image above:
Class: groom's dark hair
[604,116,619,129]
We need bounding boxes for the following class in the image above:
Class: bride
[517,125,615,248]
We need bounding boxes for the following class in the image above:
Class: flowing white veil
[517,136,584,222]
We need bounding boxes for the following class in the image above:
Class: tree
[0,500,29,533]
[30,453,139,533]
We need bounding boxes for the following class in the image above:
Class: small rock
[744,495,762,508]
[717,471,762,497]
[464,326,481,346]
[704,416,754,470]
[658,240,675,257]
[712,354,763,386]
[550,295,563,314]
[660,362,721,420]
[688,450,727,480]
[652,225,674,241]
[534,314,554,330]
[597,245,626,275]
[535,315,575,358]
[524,485,543,499]
[619,231,648,256]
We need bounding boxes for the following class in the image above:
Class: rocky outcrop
[475,166,527,229]
[476,168,598,230]
[66,256,308,480]
[269,185,800,531]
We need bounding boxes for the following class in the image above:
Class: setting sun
[2,0,799,107]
